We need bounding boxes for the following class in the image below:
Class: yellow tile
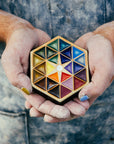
[46,62,56,75]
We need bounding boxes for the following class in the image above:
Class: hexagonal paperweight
[30,36,89,104]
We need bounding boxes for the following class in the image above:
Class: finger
[44,114,78,123]
[74,32,94,49]
[44,115,65,123]
[23,92,46,108]
[79,71,112,105]
[23,93,70,119]
[64,101,86,116]
[29,107,44,117]
[38,100,71,119]
[25,100,32,109]
[1,45,32,94]
[73,98,90,110]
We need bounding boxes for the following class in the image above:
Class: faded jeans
[0,0,114,144]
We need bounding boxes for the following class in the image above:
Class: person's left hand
[24,22,114,123]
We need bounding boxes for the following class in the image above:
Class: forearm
[94,21,114,51]
[0,10,34,42]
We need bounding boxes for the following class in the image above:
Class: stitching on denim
[0,109,29,144]
[0,110,26,117]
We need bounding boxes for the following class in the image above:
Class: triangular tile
[61,47,72,59]
[61,72,71,82]
[33,55,43,67]
[48,72,59,82]
[60,54,70,64]
[62,77,73,90]
[73,62,84,74]
[75,69,86,81]
[46,62,56,75]
[74,77,85,90]
[35,47,45,58]
[48,39,58,51]
[60,39,71,51]
[64,62,72,74]
[61,85,71,98]
[47,78,58,90]
[33,70,44,82]
[49,55,58,64]
[48,85,60,98]
[35,62,46,74]
[73,46,83,59]
[35,78,46,90]
[47,47,57,58]
[75,54,85,66]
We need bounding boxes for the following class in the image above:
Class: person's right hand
[1,14,71,120]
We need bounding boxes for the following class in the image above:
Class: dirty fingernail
[80,95,89,102]
[21,87,30,95]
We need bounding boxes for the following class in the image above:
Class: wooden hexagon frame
[30,36,89,104]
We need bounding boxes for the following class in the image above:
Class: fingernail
[80,95,89,102]
[21,87,30,95]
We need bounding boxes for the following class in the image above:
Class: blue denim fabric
[0,0,114,144]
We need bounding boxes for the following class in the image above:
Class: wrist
[0,10,35,43]
[93,21,114,50]
[6,18,34,43]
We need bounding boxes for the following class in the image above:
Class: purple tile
[62,77,73,90]
[64,62,72,74]
[61,85,71,98]
[75,69,86,81]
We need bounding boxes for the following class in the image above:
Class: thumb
[74,32,94,48]
[78,70,112,105]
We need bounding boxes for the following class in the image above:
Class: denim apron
[0,0,114,144]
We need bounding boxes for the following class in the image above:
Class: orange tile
[48,72,59,82]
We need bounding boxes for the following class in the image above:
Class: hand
[0,13,72,121]
[24,22,114,123]
[1,18,73,121]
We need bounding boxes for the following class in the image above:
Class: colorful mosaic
[30,36,89,103]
